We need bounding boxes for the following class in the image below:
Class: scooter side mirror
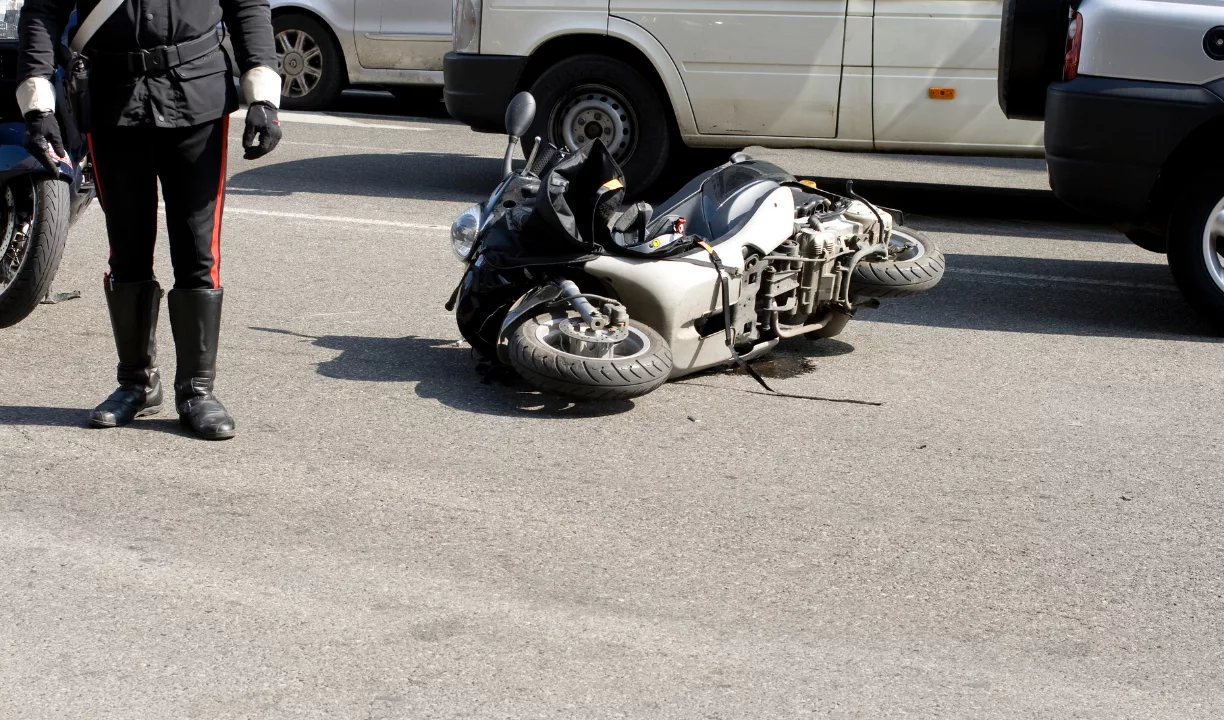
[505,92,537,140]
[501,92,538,178]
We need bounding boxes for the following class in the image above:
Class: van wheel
[273,14,345,111]
[527,55,672,198]
[1167,173,1224,329]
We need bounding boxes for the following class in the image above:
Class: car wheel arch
[517,33,689,140]
[1147,115,1224,238]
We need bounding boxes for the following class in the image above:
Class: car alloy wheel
[276,28,324,99]
[1202,196,1224,295]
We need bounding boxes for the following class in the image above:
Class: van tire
[998,0,1071,120]
[526,55,672,198]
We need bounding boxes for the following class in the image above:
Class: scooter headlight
[451,204,482,261]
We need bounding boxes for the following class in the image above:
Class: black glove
[242,101,282,160]
[23,111,67,174]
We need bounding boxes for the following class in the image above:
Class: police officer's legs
[86,128,165,428]
[158,118,235,440]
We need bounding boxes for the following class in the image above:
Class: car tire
[273,14,345,112]
[998,0,1071,120]
[1167,173,1224,329]
[526,55,672,198]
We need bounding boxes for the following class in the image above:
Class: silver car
[264,0,452,110]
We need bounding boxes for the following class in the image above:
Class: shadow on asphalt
[251,328,635,418]
[0,405,203,437]
[326,88,450,119]
[0,405,87,427]
[913,216,1131,244]
[860,254,1224,341]
[228,152,498,203]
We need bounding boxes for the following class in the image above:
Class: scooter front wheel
[508,310,673,401]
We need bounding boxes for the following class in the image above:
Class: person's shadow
[0,405,88,428]
[0,405,197,437]
[253,327,636,418]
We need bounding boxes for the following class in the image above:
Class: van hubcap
[552,85,636,162]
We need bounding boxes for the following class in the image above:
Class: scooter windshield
[697,162,789,241]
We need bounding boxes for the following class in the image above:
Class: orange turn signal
[929,87,956,100]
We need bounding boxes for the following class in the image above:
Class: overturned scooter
[447,92,945,401]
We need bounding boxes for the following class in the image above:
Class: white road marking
[232,107,432,131]
[947,267,1178,293]
[229,137,418,153]
[223,206,448,231]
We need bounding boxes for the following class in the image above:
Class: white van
[444,0,1044,193]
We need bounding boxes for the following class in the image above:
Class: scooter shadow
[252,328,635,418]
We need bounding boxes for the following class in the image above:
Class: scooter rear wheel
[0,176,70,328]
[508,309,673,401]
[850,226,946,299]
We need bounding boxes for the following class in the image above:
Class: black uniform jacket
[18,0,276,128]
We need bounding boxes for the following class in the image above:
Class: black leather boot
[167,288,236,440]
[89,279,164,428]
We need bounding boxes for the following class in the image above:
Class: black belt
[88,33,221,75]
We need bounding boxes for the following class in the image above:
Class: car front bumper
[1045,76,1224,229]
[443,52,529,134]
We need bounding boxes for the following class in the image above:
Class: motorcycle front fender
[495,283,562,365]
[0,132,75,185]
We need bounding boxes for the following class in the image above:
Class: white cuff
[16,77,56,115]
[241,66,281,108]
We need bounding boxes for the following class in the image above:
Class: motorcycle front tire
[508,310,673,401]
[0,176,70,328]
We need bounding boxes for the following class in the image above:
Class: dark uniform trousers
[90,118,230,290]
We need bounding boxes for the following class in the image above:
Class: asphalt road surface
[2,93,1222,719]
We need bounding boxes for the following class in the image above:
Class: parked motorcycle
[448,92,945,401]
[0,16,96,328]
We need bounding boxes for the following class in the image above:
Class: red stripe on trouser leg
[85,133,105,206]
[86,132,112,272]
[209,116,229,289]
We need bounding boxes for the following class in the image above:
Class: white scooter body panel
[584,186,798,378]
